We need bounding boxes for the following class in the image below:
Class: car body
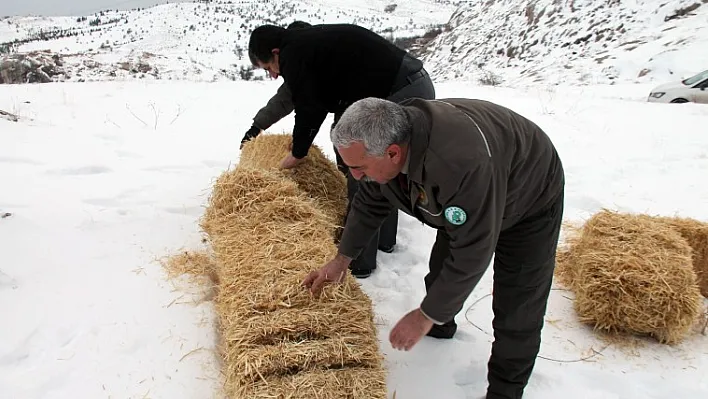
[647,69,708,104]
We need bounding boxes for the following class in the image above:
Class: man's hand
[280,154,303,169]
[389,308,434,351]
[302,254,351,295]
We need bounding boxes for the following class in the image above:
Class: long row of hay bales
[167,134,387,398]
[556,209,708,345]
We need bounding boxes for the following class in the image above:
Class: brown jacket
[338,98,564,323]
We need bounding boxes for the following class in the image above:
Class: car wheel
[670,98,689,103]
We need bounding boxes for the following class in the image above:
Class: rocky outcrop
[0,109,19,122]
[0,51,68,84]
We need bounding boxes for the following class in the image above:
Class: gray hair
[331,97,411,156]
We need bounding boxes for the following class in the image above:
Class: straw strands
[164,133,386,398]
[239,133,348,226]
[556,209,706,345]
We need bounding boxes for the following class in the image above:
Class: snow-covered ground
[1,79,706,398]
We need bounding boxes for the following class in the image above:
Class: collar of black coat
[400,99,432,186]
[401,150,410,174]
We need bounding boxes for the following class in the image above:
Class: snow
[1,79,707,398]
[421,0,708,86]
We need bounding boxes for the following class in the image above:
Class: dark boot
[426,320,457,339]
[378,244,395,253]
[349,265,375,279]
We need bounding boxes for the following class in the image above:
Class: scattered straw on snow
[164,134,386,398]
[162,249,218,283]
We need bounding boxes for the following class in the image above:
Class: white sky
[2,0,189,17]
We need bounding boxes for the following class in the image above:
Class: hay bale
[244,368,388,398]
[200,167,338,245]
[240,133,348,226]
[655,216,708,298]
[556,209,704,344]
[170,162,386,397]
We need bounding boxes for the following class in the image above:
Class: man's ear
[387,144,402,163]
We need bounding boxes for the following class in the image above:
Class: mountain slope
[0,0,456,82]
[421,0,708,86]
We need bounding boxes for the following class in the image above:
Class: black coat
[278,24,417,158]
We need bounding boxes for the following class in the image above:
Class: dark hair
[248,25,286,66]
[287,20,311,29]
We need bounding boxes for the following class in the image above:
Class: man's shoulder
[285,23,368,43]
[402,98,483,132]
[404,98,492,170]
[316,23,378,35]
[400,97,484,115]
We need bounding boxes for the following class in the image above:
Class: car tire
[670,98,689,103]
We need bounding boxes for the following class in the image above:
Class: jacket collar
[401,150,410,174]
[402,103,431,185]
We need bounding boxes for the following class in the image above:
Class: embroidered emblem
[444,206,467,226]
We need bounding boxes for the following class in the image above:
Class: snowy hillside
[421,0,708,86]
[0,0,456,82]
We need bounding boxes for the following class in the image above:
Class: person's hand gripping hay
[278,138,304,169]
[302,253,351,294]
[279,153,303,169]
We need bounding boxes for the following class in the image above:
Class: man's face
[258,50,280,78]
[337,141,405,184]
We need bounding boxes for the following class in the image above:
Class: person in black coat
[240,21,311,148]
[248,23,436,278]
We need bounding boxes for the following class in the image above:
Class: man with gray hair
[303,97,565,399]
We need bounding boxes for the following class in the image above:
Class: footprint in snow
[453,361,487,387]
[0,269,18,290]
[47,166,112,175]
[567,194,604,215]
[452,329,476,343]
[163,205,204,216]
[0,156,43,165]
[115,150,141,159]
[83,198,119,207]
[202,159,227,168]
